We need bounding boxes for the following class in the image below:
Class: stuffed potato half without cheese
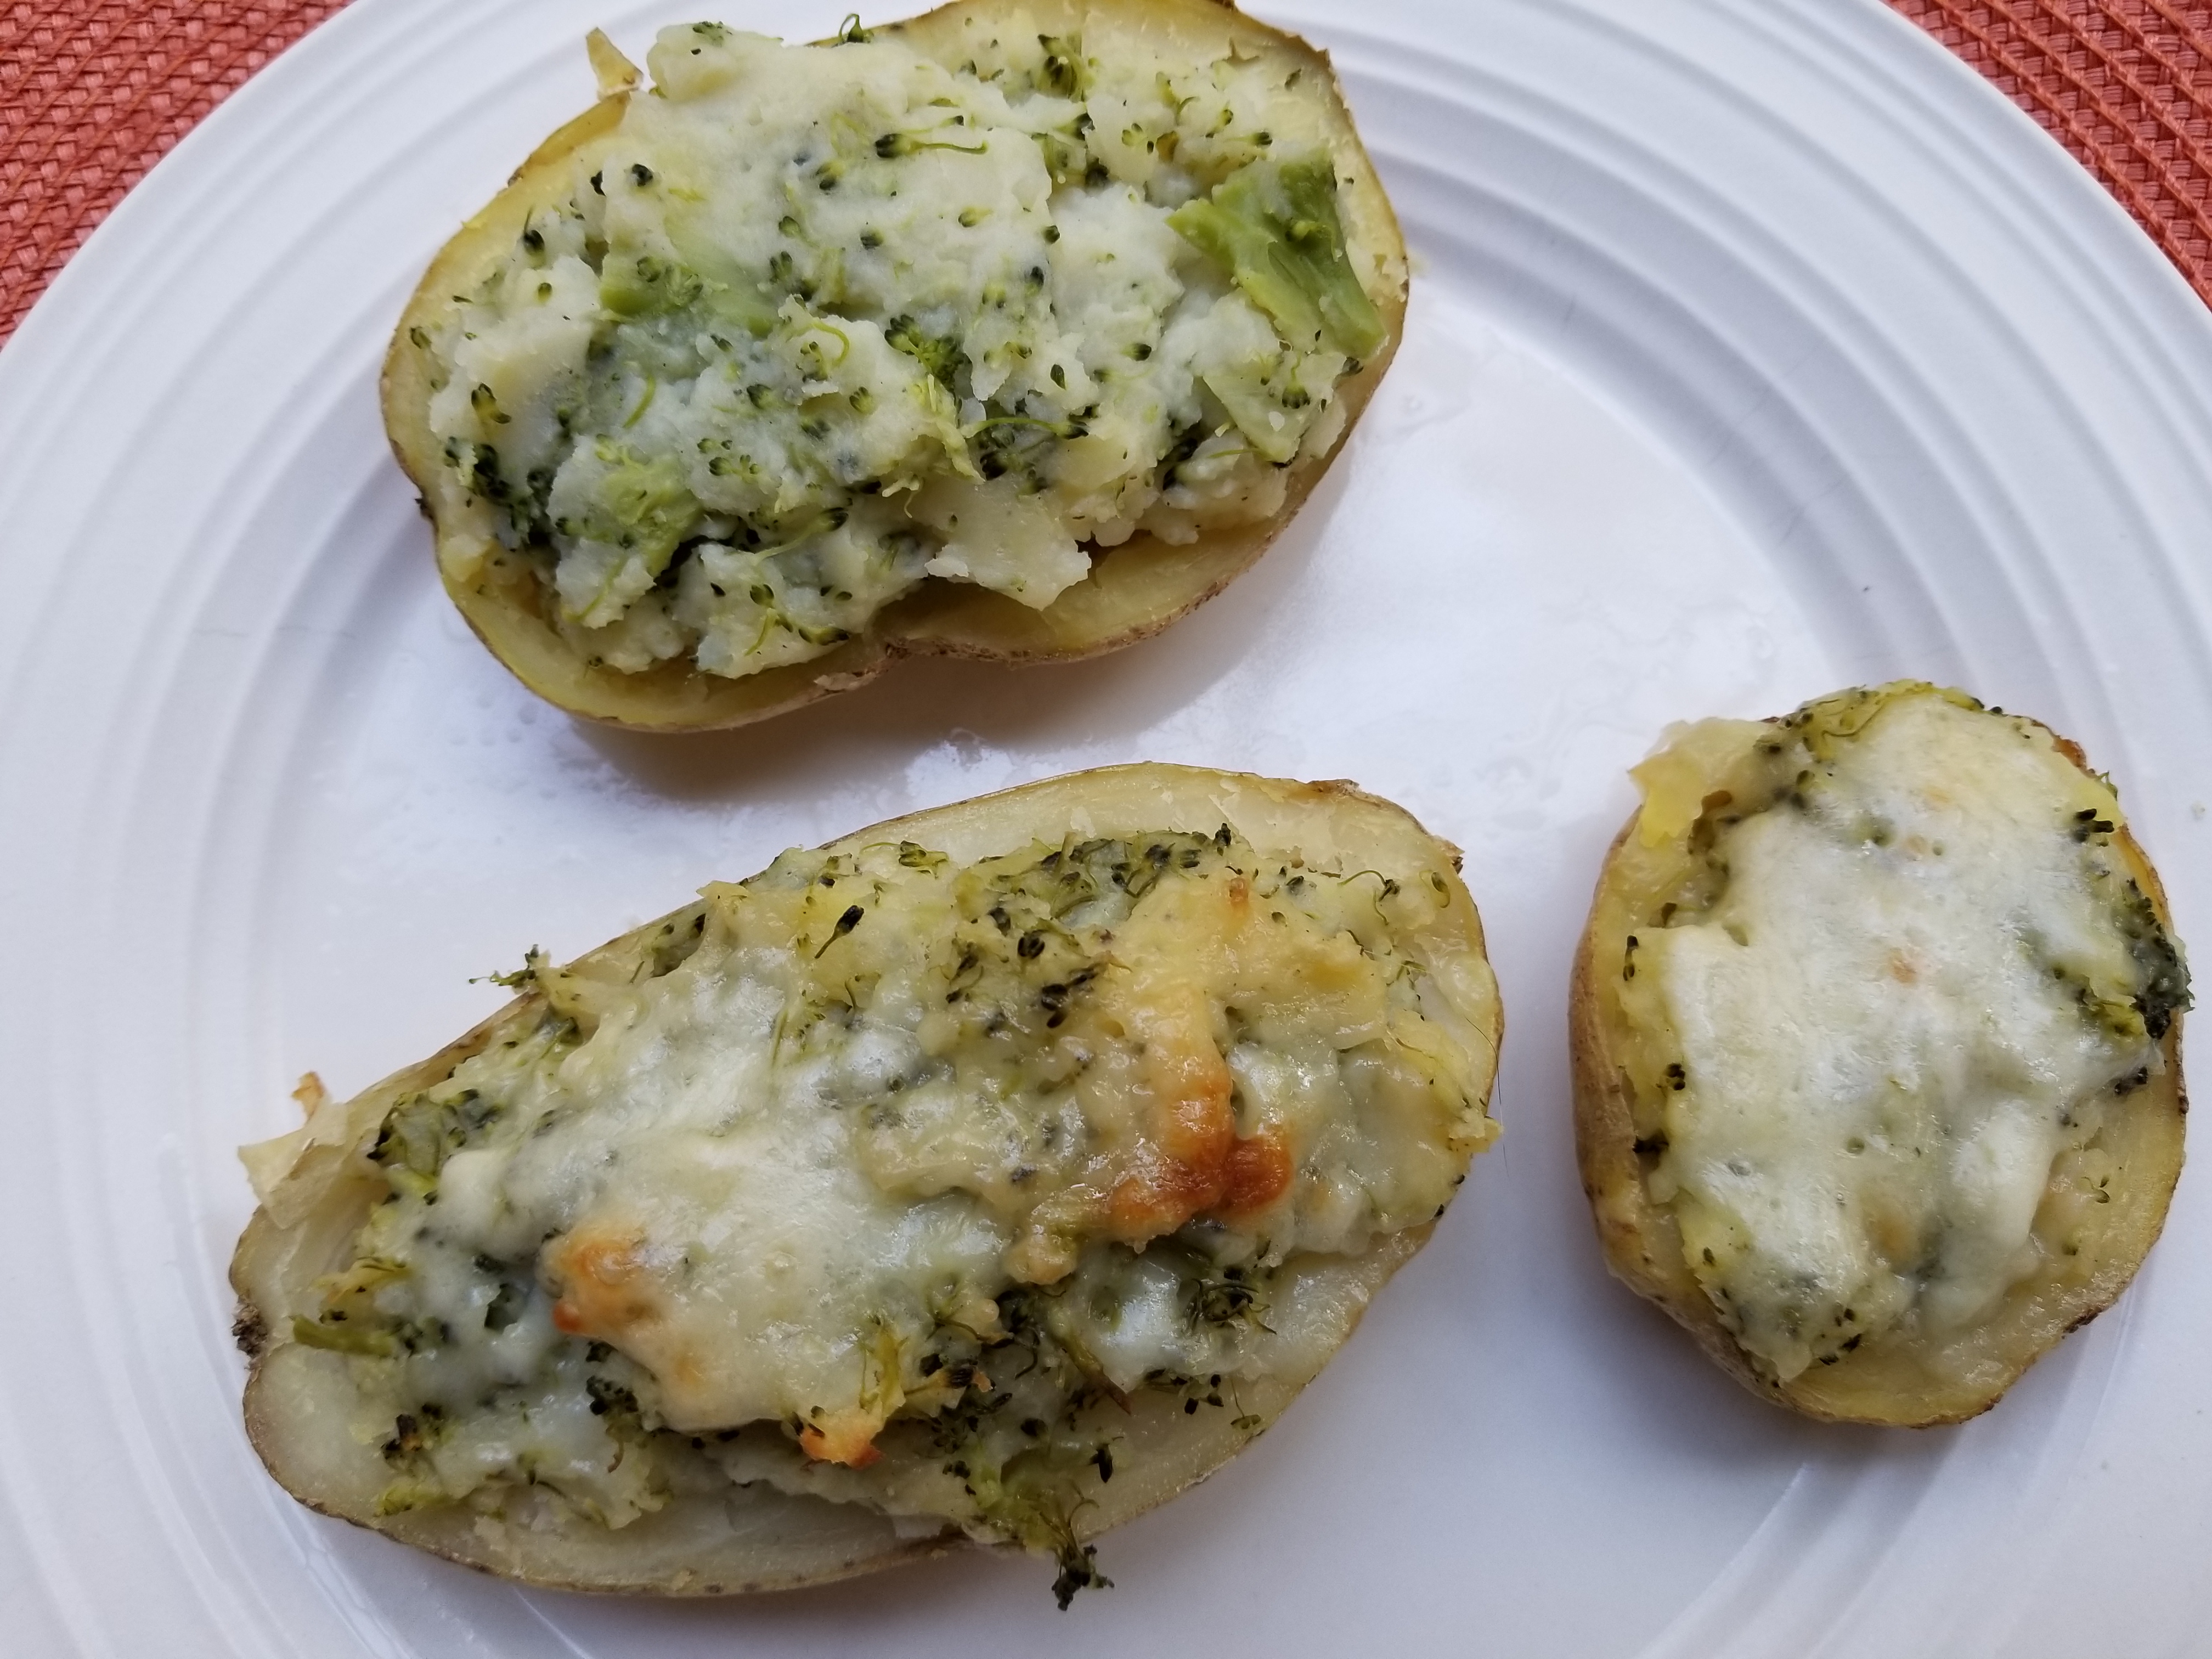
[383,2,1407,731]
[232,766,1500,1599]
[1572,683,2188,1426]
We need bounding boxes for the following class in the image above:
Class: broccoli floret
[598,252,706,319]
[884,313,969,390]
[1169,155,1384,358]
[578,445,698,578]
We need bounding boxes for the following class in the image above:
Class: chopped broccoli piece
[599,252,706,319]
[1169,156,1384,359]
[885,313,970,390]
[580,444,698,577]
[370,1090,499,1179]
[2118,878,2191,1041]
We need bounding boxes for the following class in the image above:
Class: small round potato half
[382,1,1408,732]
[1571,683,2187,1426]
[232,765,1500,1595]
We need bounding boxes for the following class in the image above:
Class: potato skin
[231,764,1499,1592]
[1570,709,2187,1427]
[380,0,1409,732]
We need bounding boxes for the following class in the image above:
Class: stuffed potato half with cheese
[383,1,1407,731]
[1572,684,2188,1426]
[232,765,1500,1598]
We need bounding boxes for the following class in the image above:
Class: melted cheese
[412,15,1398,678]
[295,825,1494,1539]
[1626,689,2175,1380]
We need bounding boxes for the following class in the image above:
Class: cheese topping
[1621,686,2187,1381]
[410,15,1396,679]
[290,825,1494,1584]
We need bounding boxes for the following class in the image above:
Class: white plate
[5,0,2212,1653]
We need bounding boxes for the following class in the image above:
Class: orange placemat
[1894,0,2212,296]
[0,1,346,341]
[2,1,2211,343]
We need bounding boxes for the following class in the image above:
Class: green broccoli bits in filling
[1167,155,1384,360]
[416,20,1396,679]
[1625,686,2190,1382]
[288,823,1492,1599]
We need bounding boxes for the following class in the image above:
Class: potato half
[233,765,1499,1595]
[382,1,1408,731]
[1571,684,2187,1425]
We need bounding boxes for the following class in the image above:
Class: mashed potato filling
[285,826,1493,1592]
[410,15,1392,678]
[1619,687,2187,1381]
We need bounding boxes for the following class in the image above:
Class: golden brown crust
[1568,706,2187,1427]
[380,0,1408,732]
[232,763,1498,1591]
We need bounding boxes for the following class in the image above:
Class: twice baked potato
[383,2,1407,731]
[1572,684,2188,1425]
[233,766,1500,1598]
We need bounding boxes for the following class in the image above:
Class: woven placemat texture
[1893,0,2212,297]
[1,1,2209,343]
[0,1,346,341]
